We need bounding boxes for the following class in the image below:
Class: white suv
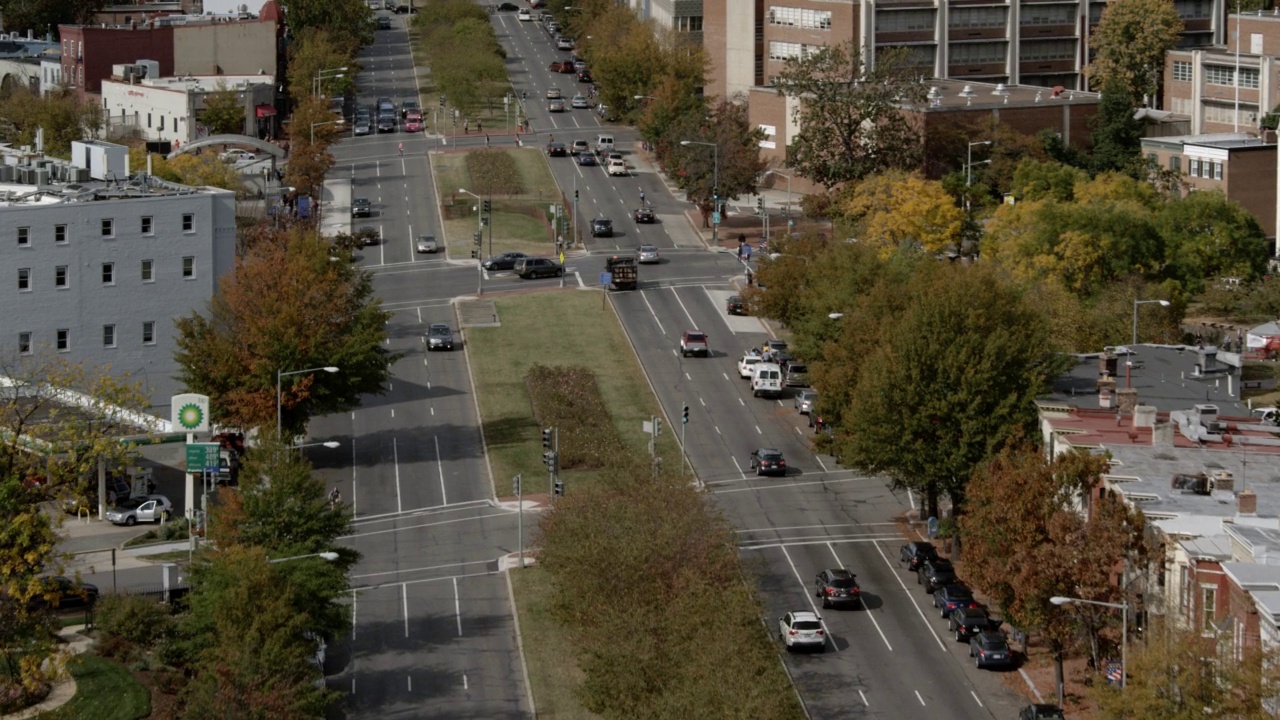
[517,8,532,20]
[738,351,762,378]
[779,611,826,651]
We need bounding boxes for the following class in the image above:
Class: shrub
[525,364,627,470]
[466,149,524,196]
[95,595,173,648]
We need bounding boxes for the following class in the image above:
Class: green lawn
[465,291,683,498]
[508,568,600,720]
[38,655,149,720]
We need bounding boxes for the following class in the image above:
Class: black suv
[749,448,786,477]
[971,630,1013,669]
[426,323,454,351]
[918,558,957,593]
[514,257,563,279]
[481,252,527,271]
[351,198,372,218]
[546,142,568,157]
[815,569,861,609]
[934,583,979,617]
[726,295,747,316]
[591,218,613,237]
[900,541,938,571]
[948,606,990,641]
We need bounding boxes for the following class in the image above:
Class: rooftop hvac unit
[70,166,89,182]
[0,166,14,182]
[33,168,49,186]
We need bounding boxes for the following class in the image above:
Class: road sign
[712,211,721,225]
[600,272,612,286]
[186,443,220,473]
[172,393,210,432]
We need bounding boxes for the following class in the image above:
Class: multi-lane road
[308,7,1037,719]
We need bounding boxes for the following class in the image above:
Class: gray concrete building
[0,140,235,411]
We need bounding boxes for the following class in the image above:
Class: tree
[833,263,1067,519]
[776,43,929,189]
[173,227,397,437]
[286,27,360,104]
[282,95,337,197]
[165,153,244,193]
[665,100,766,216]
[0,87,103,157]
[835,171,965,258]
[277,0,371,60]
[1089,81,1144,174]
[1087,0,1183,104]
[581,4,663,123]
[0,0,105,36]
[1155,190,1269,292]
[200,83,246,136]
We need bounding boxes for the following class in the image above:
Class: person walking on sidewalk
[398,142,403,157]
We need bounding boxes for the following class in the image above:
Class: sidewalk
[1,625,94,720]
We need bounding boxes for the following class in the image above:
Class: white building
[100,71,275,143]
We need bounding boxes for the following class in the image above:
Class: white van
[751,362,783,398]
[595,134,614,156]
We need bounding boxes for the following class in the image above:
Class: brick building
[1164,11,1280,137]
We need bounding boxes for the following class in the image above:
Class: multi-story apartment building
[1164,11,1280,136]
[0,140,236,410]
[622,0,705,41]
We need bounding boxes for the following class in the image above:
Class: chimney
[1099,352,1118,377]
[1238,488,1258,515]
[1212,470,1235,493]
[1117,387,1139,414]
[1133,404,1157,428]
[1152,421,1175,446]
[1098,376,1117,409]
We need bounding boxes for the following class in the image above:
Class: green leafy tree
[776,43,929,189]
[0,0,105,36]
[173,227,397,437]
[578,4,663,123]
[665,99,766,217]
[833,263,1068,519]
[1009,158,1089,202]
[0,87,104,157]
[277,0,372,59]
[1087,0,1184,103]
[1156,190,1269,292]
[200,83,246,136]
[417,3,506,118]
[286,27,360,104]
[1089,81,1144,174]
[835,170,966,258]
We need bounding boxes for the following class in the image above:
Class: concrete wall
[172,20,275,76]
[102,81,192,143]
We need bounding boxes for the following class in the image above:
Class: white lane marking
[463,674,468,690]
[722,372,730,381]
[755,425,762,435]
[350,558,492,581]
[668,286,697,327]
[351,438,357,514]
[699,397,706,406]
[736,522,901,533]
[731,455,745,479]
[915,690,926,706]
[402,583,409,637]
[350,588,358,640]
[712,476,867,495]
[379,224,385,265]
[826,542,892,651]
[858,690,869,706]
[346,509,514,540]
[738,398,745,406]
[408,676,412,692]
[453,576,463,636]
[435,435,448,505]
[391,408,395,418]
[416,307,422,324]
[639,290,666,335]
[409,222,416,262]
[970,691,983,707]
[394,437,403,514]
[815,455,829,472]
[780,546,838,652]
[871,542,949,651]
[714,426,722,435]
[685,372,691,380]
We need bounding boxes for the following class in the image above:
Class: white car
[106,494,173,526]
[571,94,589,109]
[517,8,532,20]
[607,159,628,176]
[220,149,256,164]
[738,351,762,379]
[779,611,826,652]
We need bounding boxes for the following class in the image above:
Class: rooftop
[1141,133,1273,151]
[105,73,274,92]
[914,79,1100,112]
[1044,344,1248,416]
[0,141,228,207]
[1102,442,1280,521]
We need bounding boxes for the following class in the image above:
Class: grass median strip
[39,654,150,720]
[432,149,566,259]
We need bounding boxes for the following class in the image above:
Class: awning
[255,104,277,118]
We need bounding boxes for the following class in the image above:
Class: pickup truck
[605,255,637,290]
[680,330,710,357]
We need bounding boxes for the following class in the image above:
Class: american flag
[1106,662,1123,685]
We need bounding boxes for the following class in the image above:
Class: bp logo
[177,403,204,431]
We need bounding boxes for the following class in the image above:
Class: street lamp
[294,441,341,451]
[310,118,344,144]
[313,67,347,97]
[965,140,992,212]
[1132,299,1171,347]
[458,188,486,294]
[269,551,340,564]
[1051,595,1129,689]
[828,313,844,320]
[277,366,339,439]
[681,139,720,247]
[764,170,793,219]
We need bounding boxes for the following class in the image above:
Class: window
[101,218,113,237]
[1169,155,1182,172]
[1172,60,1193,82]
[17,332,30,355]
[17,268,30,291]
[1205,65,1235,86]
[147,113,152,128]
[1021,5,1074,24]
[769,41,819,61]
[1213,161,1223,180]
[102,324,115,348]
[142,321,155,345]
[55,329,68,352]
[17,227,29,247]
[674,15,702,32]
[950,42,1007,64]
[876,9,936,32]
[1190,158,1201,177]
[141,259,154,282]
[182,213,194,232]
[768,6,833,29]
[1239,67,1260,89]
[950,7,1005,28]
[55,266,67,288]
[1202,586,1218,633]
[101,262,114,285]
[141,216,153,235]
[182,256,195,279]
[53,224,67,244]
[1019,39,1076,62]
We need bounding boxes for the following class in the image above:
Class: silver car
[416,235,438,253]
[636,244,660,264]
[106,494,173,526]
[794,389,817,415]
[353,119,371,136]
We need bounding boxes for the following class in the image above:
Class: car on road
[546,142,568,157]
[571,139,590,154]
[377,15,391,29]
[970,630,1013,669]
[571,94,589,109]
[545,87,562,99]
[784,362,810,387]
[794,389,817,414]
[416,235,438,253]
[548,60,571,72]
[633,207,655,223]
[933,583,980,618]
[680,330,709,357]
[778,611,824,652]
[815,568,861,609]
[106,494,173,526]
[377,115,397,133]
[546,21,561,34]
[556,37,575,50]
[1019,705,1066,720]
[496,1,519,9]
[548,99,565,112]
[517,7,532,20]
[28,577,99,611]
[514,257,564,279]
[403,112,423,132]
[400,99,420,118]
[590,218,613,237]
[353,118,372,136]
[482,251,528,271]
[351,198,372,218]
[557,60,576,74]
[377,97,395,114]
[918,558,957,593]
[751,362,783,398]
[636,244,660,263]
[220,149,256,164]
[738,351,761,378]
[577,70,593,83]
[763,339,788,355]
[900,541,938,571]
[426,323,454,351]
[726,295,748,316]
[948,606,990,641]
[607,159,628,176]
[749,448,786,476]
[576,152,597,166]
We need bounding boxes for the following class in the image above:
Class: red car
[403,112,423,132]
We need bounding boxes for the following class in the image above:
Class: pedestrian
[744,244,753,261]
[464,119,469,134]
[737,240,744,259]
[329,487,341,508]
[477,119,482,133]
[398,141,403,156]
[747,268,754,287]
[485,134,490,147]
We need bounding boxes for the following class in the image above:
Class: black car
[576,153,597,166]
[900,541,938,571]
[1019,705,1065,720]
[633,207,655,223]
[376,16,391,29]
[726,295,748,315]
[351,197,372,218]
[547,142,568,157]
[400,99,420,118]
[591,218,613,237]
[496,1,519,9]
[29,576,99,611]
[749,448,786,477]
[426,323,454,351]
[948,606,990,641]
[376,115,397,133]
[970,630,1014,669]
[815,569,861,609]
[482,252,528,271]
[918,558,957,593]
[933,583,979,618]
[577,70,594,83]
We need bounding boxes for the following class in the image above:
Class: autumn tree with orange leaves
[173,226,396,437]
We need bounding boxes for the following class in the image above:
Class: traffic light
[554,479,564,497]
[439,95,446,108]
[682,404,689,424]
[574,189,579,200]
[653,417,662,437]
[483,199,492,214]
[757,197,765,216]
[542,450,554,468]
[512,474,521,495]
[542,428,553,450]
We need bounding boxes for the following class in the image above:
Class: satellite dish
[239,3,248,11]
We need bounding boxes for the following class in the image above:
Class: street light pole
[313,67,348,97]
[966,140,992,212]
[277,366,340,439]
[459,188,484,295]
[1050,595,1129,690]
[1130,298,1171,387]
[311,119,345,144]
[269,551,340,564]
[681,140,720,247]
